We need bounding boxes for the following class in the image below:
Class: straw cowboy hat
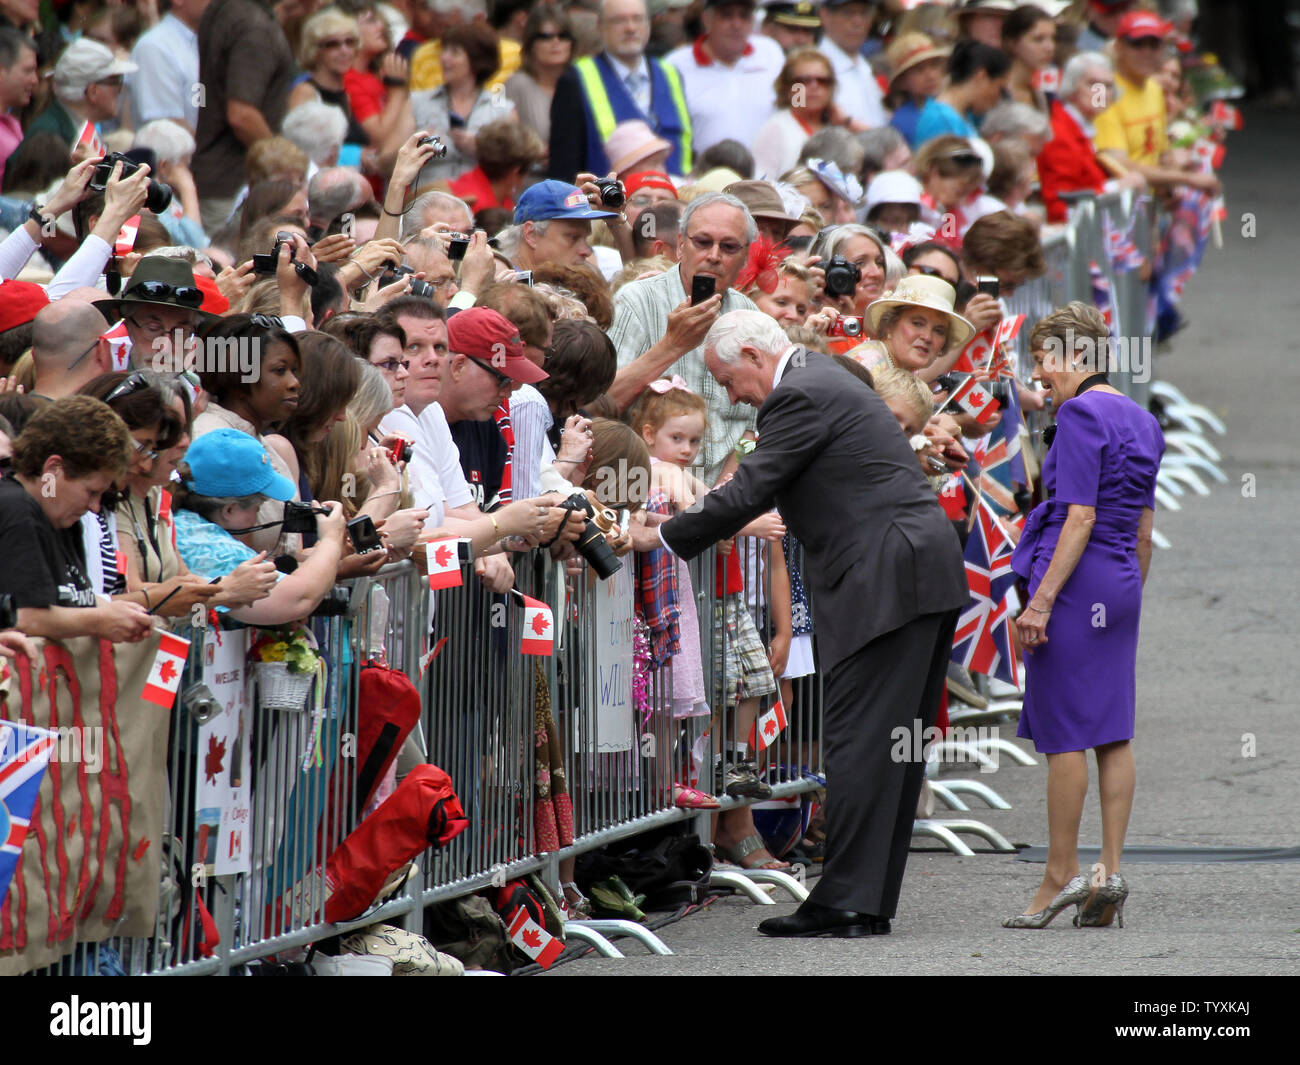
[867,274,975,348]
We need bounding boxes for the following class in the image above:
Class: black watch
[28,204,54,232]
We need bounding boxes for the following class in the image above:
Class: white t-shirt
[380,402,474,530]
[666,35,784,156]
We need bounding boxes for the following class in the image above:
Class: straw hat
[866,275,974,349]
[885,33,950,88]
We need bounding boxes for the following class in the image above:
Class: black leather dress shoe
[758,903,891,938]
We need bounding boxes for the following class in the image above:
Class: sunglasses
[794,76,834,87]
[106,371,151,404]
[946,152,983,167]
[913,265,956,284]
[686,233,747,257]
[534,31,572,41]
[1126,36,1165,50]
[466,356,512,388]
[250,313,285,329]
[320,36,359,49]
[68,336,101,371]
[126,281,204,308]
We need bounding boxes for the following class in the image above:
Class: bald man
[28,300,114,403]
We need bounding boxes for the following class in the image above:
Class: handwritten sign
[197,628,252,876]
[587,567,634,753]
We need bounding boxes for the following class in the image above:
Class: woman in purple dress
[1002,303,1164,930]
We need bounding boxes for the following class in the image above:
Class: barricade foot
[941,779,1013,810]
[967,736,1037,766]
[929,741,998,771]
[911,820,976,856]
[709,869,779,905]
[1161,453,1226,483]
[1160,464,1211,496]
[920,818,1017,853]
[1153,483,1183,511]
[1163,430,1221,463]
[927,781,970,811]
[561,923,626,958]
[1152,528,1172,550]
[734,868,810,903]
[566,919,673,955]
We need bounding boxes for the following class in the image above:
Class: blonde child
[630,380,791,871]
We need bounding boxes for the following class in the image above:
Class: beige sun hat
[886,33,951,88]
[867,274,975,349]
[604,120,673,176]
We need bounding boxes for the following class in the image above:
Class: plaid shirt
[635,489,680,667]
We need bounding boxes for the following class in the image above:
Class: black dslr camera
[379,262,435,299]
[252,230,295,274]
[89,152,173,214]
[281,500,332,535]
[555,493,624,580]
[823,256,861,298]
[593,177,625,209]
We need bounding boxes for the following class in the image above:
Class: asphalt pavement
[548,105,1300,978]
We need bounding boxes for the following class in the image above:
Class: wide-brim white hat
[866,274,975,350]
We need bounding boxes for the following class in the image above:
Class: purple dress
[1010,390,1165,753]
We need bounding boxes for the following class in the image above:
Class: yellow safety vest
[573,55,692,174]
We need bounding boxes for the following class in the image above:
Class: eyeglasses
[945,151,983,167]
[131,438,160,462]
[794,76,834,87]
[466,356,513,389]
[685,233,746,257]
[320,36,359,49]
[106,371,151,404]
[374,357,410,374]
[126,281,204,308]
[913,265,957,284]
[250,314,285,330]
[534,31,572,41]
[68,337,100,370]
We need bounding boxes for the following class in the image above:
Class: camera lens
[145,180,173,215]
[596,179,625,209]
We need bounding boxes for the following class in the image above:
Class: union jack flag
[969,371,1026,515]
[1102,211,1145,274]
[951,503,1019,687]
[0,720,59,908]
[1089,259,1115,329]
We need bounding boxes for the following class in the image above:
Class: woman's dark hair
[283,331,361,492]
[903,241,963,279]
[444,22,501,86]
[1,131,71,195]
[947,39,1012,84]
[79,370,177,442]
[11,395,131,480]
[239,179,305,238]
[197,313,301,406]
[521,3,573,77]
[695,139,754,181]
[538,319,617,418]
[321,313,407,359]
[1001,4,1054,46]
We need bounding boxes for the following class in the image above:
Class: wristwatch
[28,203,54,233]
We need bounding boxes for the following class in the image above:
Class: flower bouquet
[251,627,321,711]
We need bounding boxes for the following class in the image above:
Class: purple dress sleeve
[1051,398,1106,507]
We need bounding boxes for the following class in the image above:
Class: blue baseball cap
[514,180,618,224]
[182,429,296,500]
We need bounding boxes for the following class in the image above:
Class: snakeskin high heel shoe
[1001,875,1092,929]
[1074,873,1129,927]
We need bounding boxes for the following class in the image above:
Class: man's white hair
[404,190,473,238]
[980,101,1050,141]
[132,120,196,165]
[1061,51,1113,98]
[705,310,790,366]
[281,101,348,166]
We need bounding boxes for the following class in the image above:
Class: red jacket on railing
[1039,100,1109,223]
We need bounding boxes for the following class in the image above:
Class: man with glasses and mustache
[91,256,211,376]
[608,190,757,481]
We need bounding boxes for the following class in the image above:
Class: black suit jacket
[660,350,968,672]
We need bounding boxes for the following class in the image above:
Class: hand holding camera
[43,158,100,220]
[91,153,173,215]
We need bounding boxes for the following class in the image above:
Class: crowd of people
[0,0,1233,946]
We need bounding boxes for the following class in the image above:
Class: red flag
[103,318,132,371]
[520,595,553,656]
[938,474,967,521]
[1208,100,1242,131]
[748,699,788,751]
[75,120,106,157]
[142,632,191,708]
[1032,65,1060,93]
[508,907,564,968]
[994,313,1025,347]
[947,375,1000,424]
[114,214,141,257]
[953,329,993,373]
[425,538,465,590]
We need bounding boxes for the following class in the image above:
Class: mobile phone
[448,114,466,129]
[515,270,533,287]
[447,234,469,262]
[976,275,999,299]
[690,274,716,305]
[347,515,384,554]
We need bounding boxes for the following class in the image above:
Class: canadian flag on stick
[115,214,141,257]
[994,313,1025,347]
[748,699,788,752]
[142,632,191,708]
[520,594,554,656]
[508,908,564,968]
[426,538,467,589]
[948,375,1000,424]
[75,120,106,158]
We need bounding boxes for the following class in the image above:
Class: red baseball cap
[624,171,678,199]
[447,307,548,384]
[1116,10,1171,40]
[0,280,49,333]
[194,274,230,315]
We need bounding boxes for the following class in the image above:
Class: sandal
[673,784,721,810]
[716,833,790,872]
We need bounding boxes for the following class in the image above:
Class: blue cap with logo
[513,180,619,224]
[182,429,297,500]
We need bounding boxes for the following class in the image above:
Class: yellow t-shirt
[409,37,521,94]
[1093,72,1167,167]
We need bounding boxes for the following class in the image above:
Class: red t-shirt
[714,551,742,597]
[448,167,513,213]
[343,68,386,124]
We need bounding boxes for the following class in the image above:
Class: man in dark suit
[659,310,968,937]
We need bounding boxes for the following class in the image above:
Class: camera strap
[223,519,285,535]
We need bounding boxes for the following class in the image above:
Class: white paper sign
[588,566,634,753]
[196,628,252,876]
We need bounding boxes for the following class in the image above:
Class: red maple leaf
[522,928,542,949]
[530,611,550,637]
[967,390,985,407]
[434,543,452,567]
[763,718,778,737]
[158,658,178,684]
[204,734,226,785]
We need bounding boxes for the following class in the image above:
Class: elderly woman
[852,274,974,378]
[812,222,892,321]
[132,120,207,248]
[282,100,350,171]
[0,396,153,643]
[288,9,372,149]
[504,3,574,147]
[753,48,845,181]
[389,22,516,187]
[1003,303,1164,931]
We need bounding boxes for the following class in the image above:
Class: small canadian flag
[508,908,564,968]
[748,699,788,752]
[994,313,1025,347]
[426,538,467,589]
[75,120,106,158]
[142,632,191,708]
[520,595,553,656]
[103,319,132,371]
[948,375,1000,424]
[115,214,141,257]
[1032,65,1061,93]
